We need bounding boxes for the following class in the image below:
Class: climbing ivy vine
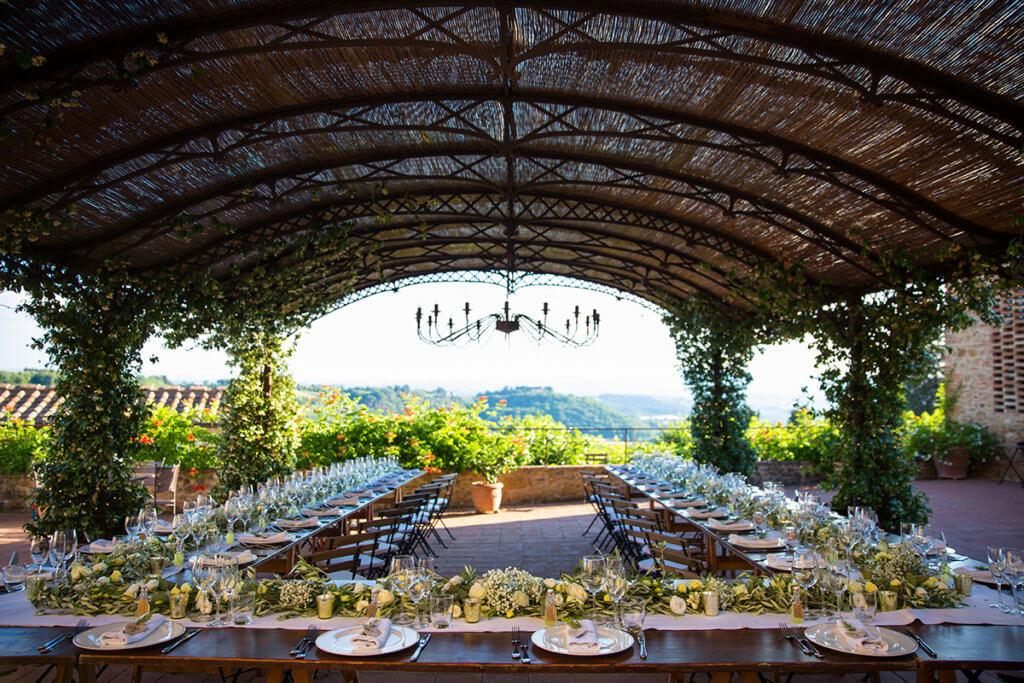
[664,294,773,477]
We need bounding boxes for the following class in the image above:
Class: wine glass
[189,556,215,623]
[388,555,416,625]
[405,569,430,630]
[851,589,877,632]
[140,508,158,540]
[792,549,819,620]
[580,555,606,623]
[603,558,629,626]
[29,536,50,571]
[213,554,238,627]
[827,559,850,622]
[987,545,1009,612]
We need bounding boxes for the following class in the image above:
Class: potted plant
[468,444,516,514]
[931,421,999,479]
[903,385,999,479]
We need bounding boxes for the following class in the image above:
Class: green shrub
[137,405,220,471]
[902,384,999,470]
[0,412,50,475]
[747,409,842,477]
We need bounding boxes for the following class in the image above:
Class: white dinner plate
[315,624,418,656]
[74,620,185,651]
[804,623,916,658]
[530,625,634,656]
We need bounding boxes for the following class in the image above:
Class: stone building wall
[945,289,1024,483]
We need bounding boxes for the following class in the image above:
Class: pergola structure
[1,1,1021,311]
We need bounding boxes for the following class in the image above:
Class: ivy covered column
[664,296,768,476]
[215,329,300,493]
[22,271,159,539]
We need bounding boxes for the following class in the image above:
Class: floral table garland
[31,540,962,621]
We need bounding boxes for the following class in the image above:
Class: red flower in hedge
[194,484,207,491]
[188,468,198,477]
[138,434,154,445]
[498,399,507,406]
[186,433,195,442]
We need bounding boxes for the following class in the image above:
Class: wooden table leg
[290,668,313,683]
[77,662,97,683]
[264,667,286,683]
[706,531,720,577]
[54,662,73,683]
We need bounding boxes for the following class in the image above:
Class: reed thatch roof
[1,1,1021,309]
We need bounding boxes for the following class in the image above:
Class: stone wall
[749,460,823,487]
[945,292,1024,484]
[448,466,607,508]
[0,473,35,511]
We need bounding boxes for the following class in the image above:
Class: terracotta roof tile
[0,384,223,426]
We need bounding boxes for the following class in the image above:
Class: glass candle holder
[702,590,719,616]
[953,573,972,597]
[463,597,481,623]
[149,556,167,576]
[317,593,335,619]
[169,591,188,619]
[879,590,898,611]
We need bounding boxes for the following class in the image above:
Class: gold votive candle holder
[317,593,335,619]
[879,590,898,611]
[702,590,719,616]
[463,597,481,623]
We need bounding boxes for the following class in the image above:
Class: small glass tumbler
[702,590,720,616]
[463,597,481,623]
[317,592,335,619]
[879,590,898,612]
[953,573,973,597]
[170,590,188,619]
[25,572,47,601]
[149,556,167,576]
[232,592,254,626]
[430,594,453,629]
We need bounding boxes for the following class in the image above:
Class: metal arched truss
[1,0,1021,311]
[333,270,664,314]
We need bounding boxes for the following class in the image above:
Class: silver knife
[161,629,199,654]
[637,631,647,659]
[409,633,431,661]
[903,629,937,657]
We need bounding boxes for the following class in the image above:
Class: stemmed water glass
[388,555,416,625]
[603,557,630,626]
[580,555,606,623]
[213,554,238,627]
[189,556,216,623]
[1005,550,1024,616]
[29,536,50,571]
[405,568,431,630]
[620,597,646,637]
[792,548,819,620]
[987,546,1010,613]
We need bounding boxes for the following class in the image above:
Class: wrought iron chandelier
[416,299,600,347]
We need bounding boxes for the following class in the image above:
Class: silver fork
[290,625,316,658]
[39,619,87,653]
[511,627,521,660]
[778,622,812,656]
[518,628,531,664]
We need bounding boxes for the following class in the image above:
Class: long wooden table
[0,623,1017,683]
[245,468,428,575]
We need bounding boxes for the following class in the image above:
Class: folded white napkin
[275,517,320,529]
[304,507,344,517]
[238,531,290,545]
[198,550,255,565]
[328,497,361,507]
[708,518,754,532]
[351,618,391,651]
[687,507,726,519]
[85,539,114,554]
[836,619,888,654]
[99,614,167,647]
[565,619,600,653]
[727,533,784,549]
[764,554,793,571]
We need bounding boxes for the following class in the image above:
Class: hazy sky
[0,284,822,419]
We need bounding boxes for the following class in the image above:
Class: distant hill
[482,386,643,431]
[0,368,58,385]
[597,393,689,418]
[297,383,642,432]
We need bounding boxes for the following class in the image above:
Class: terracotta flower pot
[934,446,970,479]
[470,481,503,514]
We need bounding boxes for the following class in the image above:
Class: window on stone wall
[993,288,1024,413]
